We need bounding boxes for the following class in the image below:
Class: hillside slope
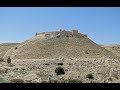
[3,30,119,60]
[101,44,120,57]
[0,43,20,58]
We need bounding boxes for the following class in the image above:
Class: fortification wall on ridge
[35,30,87,38]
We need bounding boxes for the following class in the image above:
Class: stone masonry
[35,30,87,38]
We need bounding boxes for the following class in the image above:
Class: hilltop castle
[35,30,87,38]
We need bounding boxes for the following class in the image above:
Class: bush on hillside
[15,47,18,50]
[10,79,24,83]
[55,67,65,75]
[85,51,89,54]
[45,63,50,65]
[86,73,94,79]
[57,62,63,65]
[0,58,4,62]
[7,56,11,64]
[0,77,9,83]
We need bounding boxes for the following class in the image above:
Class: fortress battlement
[35,30,87,38]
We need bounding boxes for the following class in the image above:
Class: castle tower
[71,30,79,36]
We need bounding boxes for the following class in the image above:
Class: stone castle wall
[35,30,87,38]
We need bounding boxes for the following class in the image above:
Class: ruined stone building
[35,30,87,38]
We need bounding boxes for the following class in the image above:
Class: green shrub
[85,51,89,54]
[15,47,18,50]
[0,58,4,62]
[86,73,94,79]
[57,35,60,38]
[45,63,50,65]
[57,62,63,65]
[10,79,24,83]
[0,78,9,83]
[55,67,65,75]
[7,56,11,64]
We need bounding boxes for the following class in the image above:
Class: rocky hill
[3,30,119,60]
[0,30,120,83]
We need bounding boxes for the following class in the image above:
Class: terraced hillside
[3,30,119,60]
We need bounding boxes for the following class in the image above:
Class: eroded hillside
[0,30,120,83]
[3,30,119,60]
[0,43,20,58]
[101,44,120,58]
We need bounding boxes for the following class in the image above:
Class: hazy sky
[0,7,120,44]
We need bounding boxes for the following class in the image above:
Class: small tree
[55,67,65,75]
[86,73,94,79]
[57,62,63,65]
[0,58,4,62]
[57,35,60,38]
[7,56,11,64]
[15,47,18,50]
[85,51,89,54]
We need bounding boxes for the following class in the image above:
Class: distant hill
[101,44,120,58]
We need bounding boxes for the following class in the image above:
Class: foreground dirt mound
[3,30,119,60]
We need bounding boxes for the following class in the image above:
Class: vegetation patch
[85,51,89,54]
[45,63,50,65]
[10,79,24,83]
[55,67,65,75]
[86,73,94,79]
[0,58,4,62]
[64,79,82,83]
[0,78,9,83]
[15,47,18,50]
[57,62,63,65]
[7,56,11,64]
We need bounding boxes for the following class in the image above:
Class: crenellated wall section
[35,30,87,38]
